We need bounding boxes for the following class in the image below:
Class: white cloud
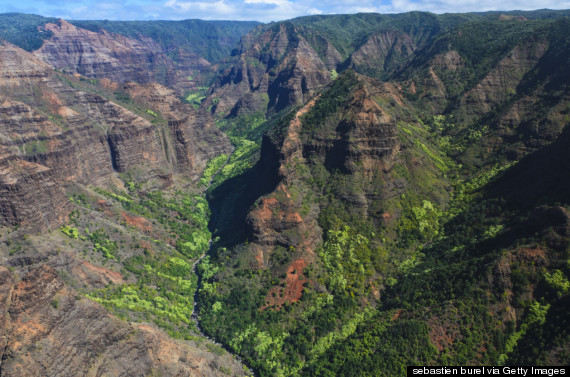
[383,0,570,13]
[164,0,236,15]
[3,0,570,22]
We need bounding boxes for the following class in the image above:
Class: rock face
[459,40,548,123]
[122,82,232,174]
[32,19,202,94]
[0,41,52,87]
[348,31,417,79]
[302,80,402,175]
[206,22,337,117]
[0,265,245,377]
[246,98,323,270]
[0,159,69,231]
[0,40,231,229]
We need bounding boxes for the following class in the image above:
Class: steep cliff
[33,19,201,94]
[205,22,337,117]
[0,40,231,229]
[348,31,417,79]
[122,82,232,174]
[0,159,69,231]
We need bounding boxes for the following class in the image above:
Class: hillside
[0,9,569,377]
[198,11,570,376]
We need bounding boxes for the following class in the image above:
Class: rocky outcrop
[247,98,323,269]
[0,265,245,377]
[302,80,402,174]
[206,22,336,117]
[0,159,69,231]
[244,74,411,271]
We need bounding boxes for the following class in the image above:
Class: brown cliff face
[206,23,336,117]
[302,81,402,174]
[349,31,417,79]
[122,82,233,175]
[33,19,205,94]
[0,41,231,229]
[247,98,323,271]
[0,159,69,231]
[0,41,52,87]
[459,40,548,123]
[0,265,245,377]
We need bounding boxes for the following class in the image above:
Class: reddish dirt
[427,305,462,352]
[255,197,279,222]
[261,258,307,310]
[121,212,152,233]
[519,246,547,259]
[392,309,403,321]
[73,261,124,286]
[99,78,119,91]
[429,324,456,351]
[409,81,416,94]
[97,199,114,216]
[253,245,265,269]
[139,240,153,251]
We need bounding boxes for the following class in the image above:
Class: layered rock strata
[0,265,245,377]
[0,40,231,229]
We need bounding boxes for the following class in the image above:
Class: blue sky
[1,0,569,22]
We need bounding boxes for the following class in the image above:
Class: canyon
[0,10,569,377]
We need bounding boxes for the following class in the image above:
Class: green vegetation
[60,225,79,239]
[544,270,570,295]
[70,19,259,64]
[318,227,374,296]
[71,178,216,338]
[499,301,550,364]
[88,253,199,339]
[22,140,48,155]
[145,109,158,117]
[201,153,229,186]
[184,87,209,109]
[210,139,258,189]
[94,187,210,259]
[87,229,118,260]
[300,71,359,133]
[0,13,56,51]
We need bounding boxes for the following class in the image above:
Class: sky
[1,0,569,23]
